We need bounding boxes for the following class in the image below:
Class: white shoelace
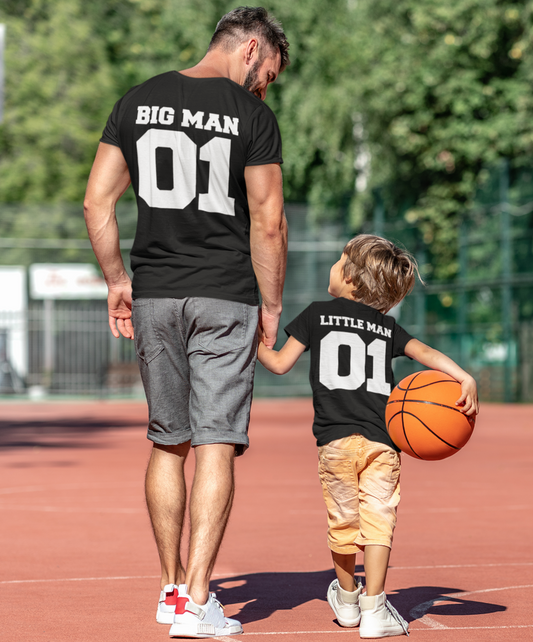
[385,599,410,636]
[209,594,225,614]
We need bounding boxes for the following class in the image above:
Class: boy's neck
[335,294,385,313]
[337,293,356,302]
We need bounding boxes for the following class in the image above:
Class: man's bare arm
[245,163,288,348]
[84,142,133,339]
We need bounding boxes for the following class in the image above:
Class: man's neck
[179,49,243,85]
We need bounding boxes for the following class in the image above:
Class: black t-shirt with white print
[100,71,283,305]
[285,298,413,450]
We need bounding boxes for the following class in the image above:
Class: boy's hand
[257,322,265,345]
[455,375,479,416]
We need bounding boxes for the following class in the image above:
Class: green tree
[351,0,533,278]
[0,0,116,202]
[4,0,532,283]
[266,0,359,222]
[0,0,361,221]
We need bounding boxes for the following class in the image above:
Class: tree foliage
[0,0,359,211]
[0,0,116,202]
[1,0,533,278]
[350,0,533,278]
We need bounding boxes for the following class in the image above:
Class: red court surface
[0,398,532,641]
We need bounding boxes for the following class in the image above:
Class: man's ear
[244,37,259,65]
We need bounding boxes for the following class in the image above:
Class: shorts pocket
[362,450,400,501]
[318,449,359,513]
[193,299,250,356]
[132,299,165,364]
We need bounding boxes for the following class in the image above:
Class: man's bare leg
[145,442,191,589]
[185,443,236,605]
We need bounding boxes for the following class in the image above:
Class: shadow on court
[0,416,147,449]
[211,571,506,625]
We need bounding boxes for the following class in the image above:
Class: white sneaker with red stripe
[169,584,243,638]
[157,584,179,624]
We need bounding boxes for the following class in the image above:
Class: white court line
[400,504,533,514]
[0,572,247,585]
[410,584,533,630]
[391,561,533,570]
[237,625,533,634]
[241,633,354,637]
[3,565,533,586]
[0,505,144,514]
[0,575,160,585]
[4,503,530,518]
[3,576,533,634]
[0,481,139,495]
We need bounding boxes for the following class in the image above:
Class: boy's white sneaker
[169,584,243,638]
[157,584,179,624]
[359,591,409,638]
[327,577,363,627]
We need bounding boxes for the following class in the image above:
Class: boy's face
[328,253,350,298]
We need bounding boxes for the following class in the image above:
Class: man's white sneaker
[157,584,179,624]
[327,577,363,627]
[359,591,409,638]
[169,584,243,638]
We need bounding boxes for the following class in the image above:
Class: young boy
[258,235,479,639]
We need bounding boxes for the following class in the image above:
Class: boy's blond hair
[342,235,420,313]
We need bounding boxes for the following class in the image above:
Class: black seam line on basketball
[387,399,466,415]
[401,411,460,450]
[396,379,457,392]
[400,372,425,458]
[401,425,423,459]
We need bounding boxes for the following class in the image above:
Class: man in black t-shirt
[258,235,478,638]
[84,7,289,637]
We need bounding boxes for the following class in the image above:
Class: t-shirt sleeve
[392,322,414,358]
[245,104,283,166]
[284,305,311,351]
[100,98,122,147]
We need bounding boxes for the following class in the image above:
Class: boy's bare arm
[404,338,479,416]
[257,336,306,375]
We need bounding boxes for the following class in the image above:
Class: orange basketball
[385,370,475,460]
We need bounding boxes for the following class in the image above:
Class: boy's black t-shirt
[285,298,413,449]
[100,71,283,305]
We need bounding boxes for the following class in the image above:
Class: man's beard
[242,60,262,98]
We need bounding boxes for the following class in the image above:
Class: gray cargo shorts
[132,297,259,456]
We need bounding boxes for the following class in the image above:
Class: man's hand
[259,306,281,349]
[107,280,134,339]
[84,142,133,339]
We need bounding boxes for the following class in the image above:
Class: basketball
[385,370,475,461]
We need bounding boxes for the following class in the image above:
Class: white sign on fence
[0,266,27,377]
[30,264,108,300]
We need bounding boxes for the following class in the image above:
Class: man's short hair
[342,235,420,314]
[209,6,290,71]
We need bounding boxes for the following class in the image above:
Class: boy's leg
[331,551,357,592]
[318,437,365,628]
[356,441,408,637]
[363,545,391,596]
[327,550,363,628]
